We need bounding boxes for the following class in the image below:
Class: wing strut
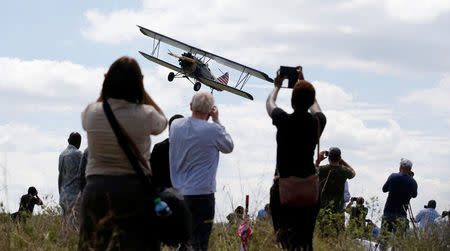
[235,68,251,90]
[151,38,161,57]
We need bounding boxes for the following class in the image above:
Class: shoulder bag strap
[102,99,152,187]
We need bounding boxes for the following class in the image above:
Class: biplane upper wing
[139,51,183,73]
[138,25,273,83]
[198,77,254,100]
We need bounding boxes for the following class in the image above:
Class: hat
[328,147,341,161]
[400,158,413,170]
[425,200,436,209]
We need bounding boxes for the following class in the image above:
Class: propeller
[168,52,197,64]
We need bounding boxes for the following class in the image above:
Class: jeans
[179,194,215,251]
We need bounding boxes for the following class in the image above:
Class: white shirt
[82,98,167,176]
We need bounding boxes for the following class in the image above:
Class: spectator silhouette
[11,186,43,222]
[316,147,355,236]
[227,206,244,225]
[380,158,417,250]
[150,114,184,189]
[78,56,167,250]
[169,92,234,251]
[415,200,440,231]
[58,132,83,223]
[345,197,368,232]
[266,67,326,251]
[78,148,88,192]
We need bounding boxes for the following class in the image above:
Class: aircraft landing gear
[168,72,175,82]
[194,82,201,91]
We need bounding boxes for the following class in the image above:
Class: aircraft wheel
[168,72,175,82]
[194,82,201,91]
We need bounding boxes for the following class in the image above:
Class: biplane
[137,25,273,100]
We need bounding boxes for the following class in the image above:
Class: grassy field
[1,203,449,250]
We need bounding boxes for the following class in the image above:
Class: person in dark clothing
[316,147,355,213]
[79,148,88,192]
[316,147,355,236]
[150,114,184,189]
[345,197,368,233]
[266,67,326,251]
[379,158,417,250]
[226,206,244,225]
[11,186,43,222]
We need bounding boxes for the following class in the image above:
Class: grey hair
[191,92,214,114]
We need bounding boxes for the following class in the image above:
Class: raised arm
[36,194,43,206]
[315,150,327,168]
[266,86,281,117]
[309,98,322,115]
[340,158,356,179]
[266,69,285,117]
[211,106,234,153]
[143,90,165,116]
[345,200,354,214]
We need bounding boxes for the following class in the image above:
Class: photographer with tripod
[379,158,417,250]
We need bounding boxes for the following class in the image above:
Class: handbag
[102,99,191,246]
[278,117,321,207]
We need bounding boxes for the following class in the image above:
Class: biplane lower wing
[139,51,183,73]
[198,77,254,100]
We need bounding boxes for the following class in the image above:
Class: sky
[0,0,449,223]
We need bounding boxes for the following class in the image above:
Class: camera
[323,151,329,157]
[279,66,304,88]
[351,197,358,202]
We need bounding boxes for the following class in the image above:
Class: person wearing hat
[380,158,418,238]
[316,147,356,213]
[316,147,355,236]
[415,200,440,231]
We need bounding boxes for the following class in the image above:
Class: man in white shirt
[169,92,234,251]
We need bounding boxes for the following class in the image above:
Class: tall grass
[1,201,448,250]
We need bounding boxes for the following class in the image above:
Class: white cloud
[80,0,450,75]
[82,9,148,45]
[0,123,64,153]
[384,0,450,23]
[402,76,450,111]
[0,57,103,98]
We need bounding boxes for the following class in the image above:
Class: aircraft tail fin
[216,72,229,85]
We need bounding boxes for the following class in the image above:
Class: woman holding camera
[79,56,167,250]
[266,67,326,250]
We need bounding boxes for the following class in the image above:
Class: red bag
[279,174,319,207]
